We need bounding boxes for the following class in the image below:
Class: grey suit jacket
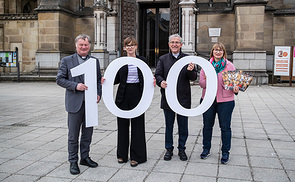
[56,53,102,113]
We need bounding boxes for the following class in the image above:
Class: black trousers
[117,83,147,163]
[68,102,93,163]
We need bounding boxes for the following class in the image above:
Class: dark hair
[123,37,137,47]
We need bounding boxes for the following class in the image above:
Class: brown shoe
[130,160,138,167]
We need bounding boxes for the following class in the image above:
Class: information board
[293,47,295,76]
[274,46,291,76]
[0,52,17,67]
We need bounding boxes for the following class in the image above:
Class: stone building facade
[0,0,294,84]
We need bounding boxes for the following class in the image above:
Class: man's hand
[76,83,88,91]
[161,80,167,89]
[97,95,101,103]
[187,62,195,71]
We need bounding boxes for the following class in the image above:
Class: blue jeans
[201,99,235,154]
[164,109,188,151]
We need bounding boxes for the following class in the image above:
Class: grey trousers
[67,102,93,163]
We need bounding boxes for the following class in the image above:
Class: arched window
[22,0,37,14]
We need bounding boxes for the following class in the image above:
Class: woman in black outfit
[113,37,152,167]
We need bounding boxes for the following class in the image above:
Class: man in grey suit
[56,34,102,175]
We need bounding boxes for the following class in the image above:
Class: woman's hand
[153,77,156,87]
[233,86,239,93]
[101,77,105,84]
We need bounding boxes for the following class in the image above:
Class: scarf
[210,57,226,74]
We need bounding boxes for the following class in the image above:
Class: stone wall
[197,14,235,58]
[235,6,265,51]
[38,13,60,51]
[1,20,38,73]
[59,13,76,52]
[0,25,3,50]
[273,16,295,46]
[264,12,273,52]
[0,0,4,14]
[76,17,95,50]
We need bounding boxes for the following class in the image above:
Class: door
[139,3,170,67]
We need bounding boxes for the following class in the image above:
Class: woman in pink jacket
[199,42,239,164]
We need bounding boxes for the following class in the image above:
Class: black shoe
[130,160,138,167]
[178,150,188,161]
[118,158,127,164]
[70,162,80,175]
[80,157,98,168]
[200,151,210,159]
[221,153,230,164]
[164,149,173,161]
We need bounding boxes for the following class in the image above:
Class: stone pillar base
[233,50,268,85]
[108,51,118,63]
[91,50,109,69]
[182,50,196,56]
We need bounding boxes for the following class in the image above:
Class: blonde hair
[210,42,227,59]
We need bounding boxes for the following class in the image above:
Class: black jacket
[155,52,197,110]
[114,55,146,106]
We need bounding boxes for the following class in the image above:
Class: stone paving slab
[0,82,294,182]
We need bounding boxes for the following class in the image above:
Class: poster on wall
[0,52,16,67]
[274,46,291,76]
[293,46,295,76]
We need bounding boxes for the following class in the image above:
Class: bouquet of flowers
[222,70,253,92]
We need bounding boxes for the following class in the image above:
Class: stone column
[0,0,4,14]
[107,8,118,63]
[35,0,76,69]
[179,0,195,55]
[233,0,268,85]
[9,0,17,14]
[91,0,109,69]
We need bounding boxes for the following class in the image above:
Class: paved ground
[0,82,294,182]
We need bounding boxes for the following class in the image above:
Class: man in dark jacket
[155,34,197,161]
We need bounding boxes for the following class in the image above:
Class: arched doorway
[138,3,170,67]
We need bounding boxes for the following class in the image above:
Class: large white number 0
[165,56,217,116]
[71,58,98,127]
[102,57,154,118]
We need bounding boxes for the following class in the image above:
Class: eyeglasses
[125,44,136,48]
[213,49,224,52]
[169,41,181,44]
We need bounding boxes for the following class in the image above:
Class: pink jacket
[199,58,236,103]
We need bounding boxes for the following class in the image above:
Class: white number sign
[102,57,154,118]
[71,56,217,123]
[165,56,217,116]
[71,58,98,127]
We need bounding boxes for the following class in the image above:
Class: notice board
[274,46,291,76]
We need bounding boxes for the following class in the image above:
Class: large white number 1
[71,58,98,127]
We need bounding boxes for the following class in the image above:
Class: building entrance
[138,3,170,67]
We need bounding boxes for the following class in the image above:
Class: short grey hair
[169,34,183,43]
[75,34,91,44]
